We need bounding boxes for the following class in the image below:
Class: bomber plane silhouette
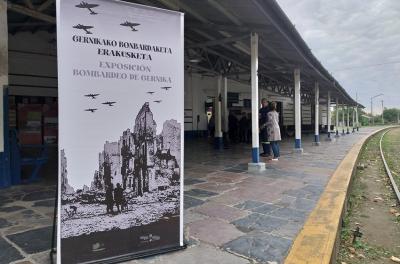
[102,101,116,106]
[120,21,140,31]
[84,93,100,99]
[140,234,160,242]
[147,91,155,95]
[153,100,162,103]
[161,86,172,91]
[75,1,99,15]
[85,108,97,113]
[73,24,93,34]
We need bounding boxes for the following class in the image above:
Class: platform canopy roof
[7,0,360,106]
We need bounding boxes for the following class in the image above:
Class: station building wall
[8,31,57,97]
[6,31,328,136]
[183,73,327,134]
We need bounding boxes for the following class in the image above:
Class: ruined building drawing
[60,149,74,196]
[87,102,181,197]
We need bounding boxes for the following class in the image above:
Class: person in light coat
[267,102,281,160]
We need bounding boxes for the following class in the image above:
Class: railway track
[379,127,400,204]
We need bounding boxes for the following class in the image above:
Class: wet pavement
[0,128,379,264]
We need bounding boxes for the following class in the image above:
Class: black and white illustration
[57,0,184,263]
[75,1,99,15]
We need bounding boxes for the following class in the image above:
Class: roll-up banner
[56,1,184,263]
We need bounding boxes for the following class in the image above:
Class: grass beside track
[381,127,400,189]
[337,130,400,264]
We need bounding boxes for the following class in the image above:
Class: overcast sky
[277,0,400,113]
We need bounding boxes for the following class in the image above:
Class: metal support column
[248,32,265,170]
[356,93,359,131]
[352,107,355,133]
[0,1,9,188]
[214,75,223,149]
[314,81,320,145]
[356,107,359,131]
[294,68,303,152]
[346,105,350,134]
[222,76,229,146]
[341,103,345,135]
[326,91,332,140]
[335,98,340,137]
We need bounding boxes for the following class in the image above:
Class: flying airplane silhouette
[120,21,140,31]
[147,91,155,95]
[73,24,93,34]
[140,234,160,242]
[102,101,116,106]
[75,1,99,15]
[85,108,97,113]
[153,100,162,103]
[161,86,172,91]
[84,93,100,99]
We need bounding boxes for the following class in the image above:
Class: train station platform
[0,127,380,264]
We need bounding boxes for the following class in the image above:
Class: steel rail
[379,127,400,203]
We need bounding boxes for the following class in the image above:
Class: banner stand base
[50,183,58,264]
[50,244,187,264]
[84,245,187,264]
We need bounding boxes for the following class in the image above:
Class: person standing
[259,98,271,157]
[114,183,124,213]
[208,115,215,140]
[239,112,248,143]
[246,113,252,144]
[228,111,239,143]
[105,185,114,214]
[267,102,281,161]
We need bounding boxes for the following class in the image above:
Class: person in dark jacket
[239,112,248,143]
[105,185,114,214]
[228,112,238,143]
[114,183,124,213]
[246,113,252,144]
[208,115,215,139]
[259,98,271,157]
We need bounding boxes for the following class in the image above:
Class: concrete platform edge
[284,127,390,264]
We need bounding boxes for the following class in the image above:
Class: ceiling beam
[7,2,56,24]
[9,22,49,27]
[187,34,249,49]
[206,0,242,25]
[158,0,208,23]
[250,0,355,104]
[24,0,34,9]
[199,0,292,83]
[37,0,55,12]
[186,22,275,34]
[138,0,293,89]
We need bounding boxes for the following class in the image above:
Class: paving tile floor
[0,128,379,264]
[0,183,56,264]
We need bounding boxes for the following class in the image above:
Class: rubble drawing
[60,102,181,239]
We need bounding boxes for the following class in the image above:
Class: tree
[383,108,400,123]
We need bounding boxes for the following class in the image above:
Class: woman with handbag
[267,102,281,161]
